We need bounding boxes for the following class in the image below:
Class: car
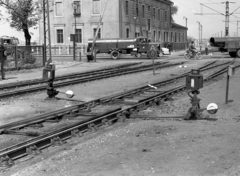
[161,47,170,55]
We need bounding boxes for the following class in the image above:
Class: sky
[1,0,240,43]
[171,0,240,39]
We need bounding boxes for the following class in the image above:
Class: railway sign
[148,45,157,59]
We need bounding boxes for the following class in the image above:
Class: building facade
[39,0,187,51]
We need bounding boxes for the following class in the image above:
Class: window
[142,5,145,18]
[153,8,155,20]
[126,1,129,15]
[148,5,150,12]
[92,0,100,14]
[158,9,160,20]
[175,33,177,42]
[148,19,151,31]
[126,28,130,38]
[179,33,181,42]
[136,3,138,17]
[55,2,63,16]
[57,29,63,43]
[158,31,161,41]
[75,29,82,43]
[165,10,167,22]
[183,33,185,42]
[161,9,164,22]
[93,28,101,39]
[73,1,81,16]
[153,31,156,42]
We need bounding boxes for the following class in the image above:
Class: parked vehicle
[162,47,170,55]
[184,49,202,60]
[0,35,22,58]
[210,37,240,57]
[86,37,162,60]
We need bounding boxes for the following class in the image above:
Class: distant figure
[200,46,202,51]
[205,47,209,55]
[188,41,197,56]
[0,39,7,80]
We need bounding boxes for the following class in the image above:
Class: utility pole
[237,21,240,37]
[221,1,235,37]
[200,24,203,43]
[43,0,52,66]
[196,1,236,38]
[223,1,229,37]
[197,21,201,45]
[183,16,188,28]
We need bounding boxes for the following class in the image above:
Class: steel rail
[1,62,238,167]
[0,62,182,100]
[0,62,142,89]
[0,61,216,131]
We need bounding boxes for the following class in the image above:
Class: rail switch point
[42,63,59,99]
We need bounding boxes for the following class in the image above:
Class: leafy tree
[171,5,178,22]
[0,0,39,46]
[187,36,196,44]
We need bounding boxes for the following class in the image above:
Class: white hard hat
[207,103,218,110]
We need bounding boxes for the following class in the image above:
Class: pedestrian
[0,39,7,80]
[205,47,209,55]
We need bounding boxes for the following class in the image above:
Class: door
[137,38,148,53]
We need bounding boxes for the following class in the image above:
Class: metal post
[183,16,188,28]
[14,46,18,69]
[225,1,229,37]
[43,0,46,66]
[237,21,239,37]
[225,74,230,104]
[46,0,52,65]
[134,17,137,37]
[152,56,155,75]
[73,11,76,61]
[197,21,200,45]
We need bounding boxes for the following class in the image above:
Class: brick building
[39,0,187,51]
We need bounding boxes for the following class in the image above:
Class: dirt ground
[1,55,240,176]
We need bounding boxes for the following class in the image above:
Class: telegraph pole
[223,1,230,37]
[221,1,236,37]
[237,21,240,37]
[183,16,188,27]
[43,0,52,66]
[197,21,201,45]
[196,1,237,38]
[200,24,203,43]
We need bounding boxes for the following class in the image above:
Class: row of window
[56,28,101,43]
[125,1,168,22]
[125,28,185,43]
[55,0,100,17]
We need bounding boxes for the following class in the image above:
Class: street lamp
[134,16,137,37]
[72,2,80,61]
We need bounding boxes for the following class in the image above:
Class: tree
[0,0,39,46]
[187,36,196,44]
[171,5,178,22]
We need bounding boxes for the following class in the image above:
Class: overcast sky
[1,0,240,42]
[172,0,240,39]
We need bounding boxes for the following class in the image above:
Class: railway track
[0,60,237,168]
[0,61,184,100]
[0,62,142,90]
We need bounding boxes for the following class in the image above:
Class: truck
[209,37,240,58]
[0,35,22,59]
[86,37,162,61]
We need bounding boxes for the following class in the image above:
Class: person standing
[0,39,7,80]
